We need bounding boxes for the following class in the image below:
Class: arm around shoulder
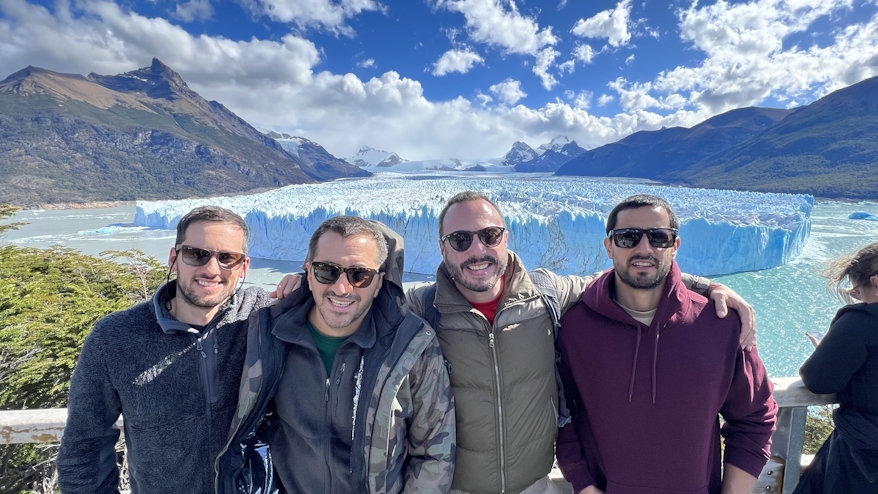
[403,332,456,493]
[57,325,123,494]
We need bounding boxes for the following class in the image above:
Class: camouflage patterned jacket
[215,224,456,494]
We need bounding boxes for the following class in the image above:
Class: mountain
[555,107,791,180]
[537,136,572,155]
[265,133,370,180]
[515,140,586,172]
[348,146,406,168]
[0,59,362,207]
[669,76,878,198]
[556,73,878,199]
[501,141,538,166]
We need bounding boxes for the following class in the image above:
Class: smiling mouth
[329,297,355,308]
[197,280,222,288]
[467,262,491,271]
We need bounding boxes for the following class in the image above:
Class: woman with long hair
[794,241,878,493]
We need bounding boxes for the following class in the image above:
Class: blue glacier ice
[134,174,814,277]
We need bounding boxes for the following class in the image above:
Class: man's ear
[168,247,177,268]
[372,272,385,299]
[870,274,878,288]
[603,237,613,259]
[671,236,681,258]
[439,238,446,257]
[241,257,251,278]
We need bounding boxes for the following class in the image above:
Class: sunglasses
[440,227,506,252]
[175,245,246,270]
[311,261,381,288]
[608,228,678,249]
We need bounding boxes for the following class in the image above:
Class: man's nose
[633,233,652,253]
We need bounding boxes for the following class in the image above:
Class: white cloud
[558,59,575,74]
[432,0,558,55]
[173,0,213,22]
[597,94,615,106]
[432,48,484,75]
[532,47,559,90]
[357,58,376,68]
[244,0,382,35]
[489,78,527,105]
[573,43,596,64]
[572,0,633,47]
[624,54,634,65]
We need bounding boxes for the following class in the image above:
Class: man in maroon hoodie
[556,194,778,494]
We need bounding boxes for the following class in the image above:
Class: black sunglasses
[175,245,246,270]
[608,228,678,249]
[440,227,506,252]
[311,261,381,288]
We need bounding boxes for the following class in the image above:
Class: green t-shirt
[308,321,348,376]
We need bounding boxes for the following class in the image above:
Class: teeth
[467,263,490,271]
[330,298,354,307]
[197,280,221,287]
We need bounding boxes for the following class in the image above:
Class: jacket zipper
[488,331,506,493]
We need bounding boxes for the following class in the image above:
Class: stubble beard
[615,255,671,290]
[447,255,508,293]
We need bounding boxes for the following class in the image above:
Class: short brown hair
[305,215,389,266]
[175,206,250,254]
[437,191,505,236]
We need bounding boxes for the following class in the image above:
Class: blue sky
[1,0,877,160]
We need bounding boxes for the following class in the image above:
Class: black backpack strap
[527,269,571,428]
[421,283,441,334]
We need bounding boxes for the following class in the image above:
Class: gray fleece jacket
[57,281,271,494]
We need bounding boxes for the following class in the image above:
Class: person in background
[555,194,777,494]
[217,215,455,494]
[795,241,878,493]
[57,206,294,494]
[404,191,759,494]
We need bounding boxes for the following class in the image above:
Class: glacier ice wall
[135,174,813,277]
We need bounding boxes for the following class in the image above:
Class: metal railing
[0,377,837,494]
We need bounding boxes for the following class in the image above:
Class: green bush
[0,205,164,493]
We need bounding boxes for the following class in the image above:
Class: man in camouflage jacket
[215,216,455,494]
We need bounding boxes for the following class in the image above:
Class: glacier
[134,173,814,277]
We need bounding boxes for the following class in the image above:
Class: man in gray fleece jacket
[57,206,282,494]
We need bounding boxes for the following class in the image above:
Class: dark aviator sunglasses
[311,261,381,288]
[440,226,506,252]
[175,245,246,270]
[608,228,678,249]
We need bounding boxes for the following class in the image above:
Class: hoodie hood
[582,261,691,403]
[152,280,263,334]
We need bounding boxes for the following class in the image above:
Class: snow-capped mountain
[536,136,572,155]
[265,132,371,180]
[515,140,587,172]
[501,141,538,167]
[348,146,406,168]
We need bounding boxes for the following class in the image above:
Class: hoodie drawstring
[628,328,641,402]
[652,331,659,404]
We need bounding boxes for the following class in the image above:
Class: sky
[1,0,877,161]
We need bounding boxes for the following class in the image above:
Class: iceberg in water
[135,174,813,277]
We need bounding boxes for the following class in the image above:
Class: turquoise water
[715,202,878,377]
[5,200,878,378]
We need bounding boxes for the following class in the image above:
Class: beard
[615,255,671,290]
[313,290,373,334]
[446,254,508,293]
[177,277,237,310]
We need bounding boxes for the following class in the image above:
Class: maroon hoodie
[556,262,777,494]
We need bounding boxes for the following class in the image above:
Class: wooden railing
[0,377,837,493]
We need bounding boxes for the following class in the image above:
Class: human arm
[799,309,871,394]
[720,464,758,494]
[555,352,600,494]
[705,283,757,350]
[403,335,456,493]
[719,346,777,485]
[56,329,123,494]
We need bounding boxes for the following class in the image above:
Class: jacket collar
[583,260,689,327]
[152,280,236,335]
